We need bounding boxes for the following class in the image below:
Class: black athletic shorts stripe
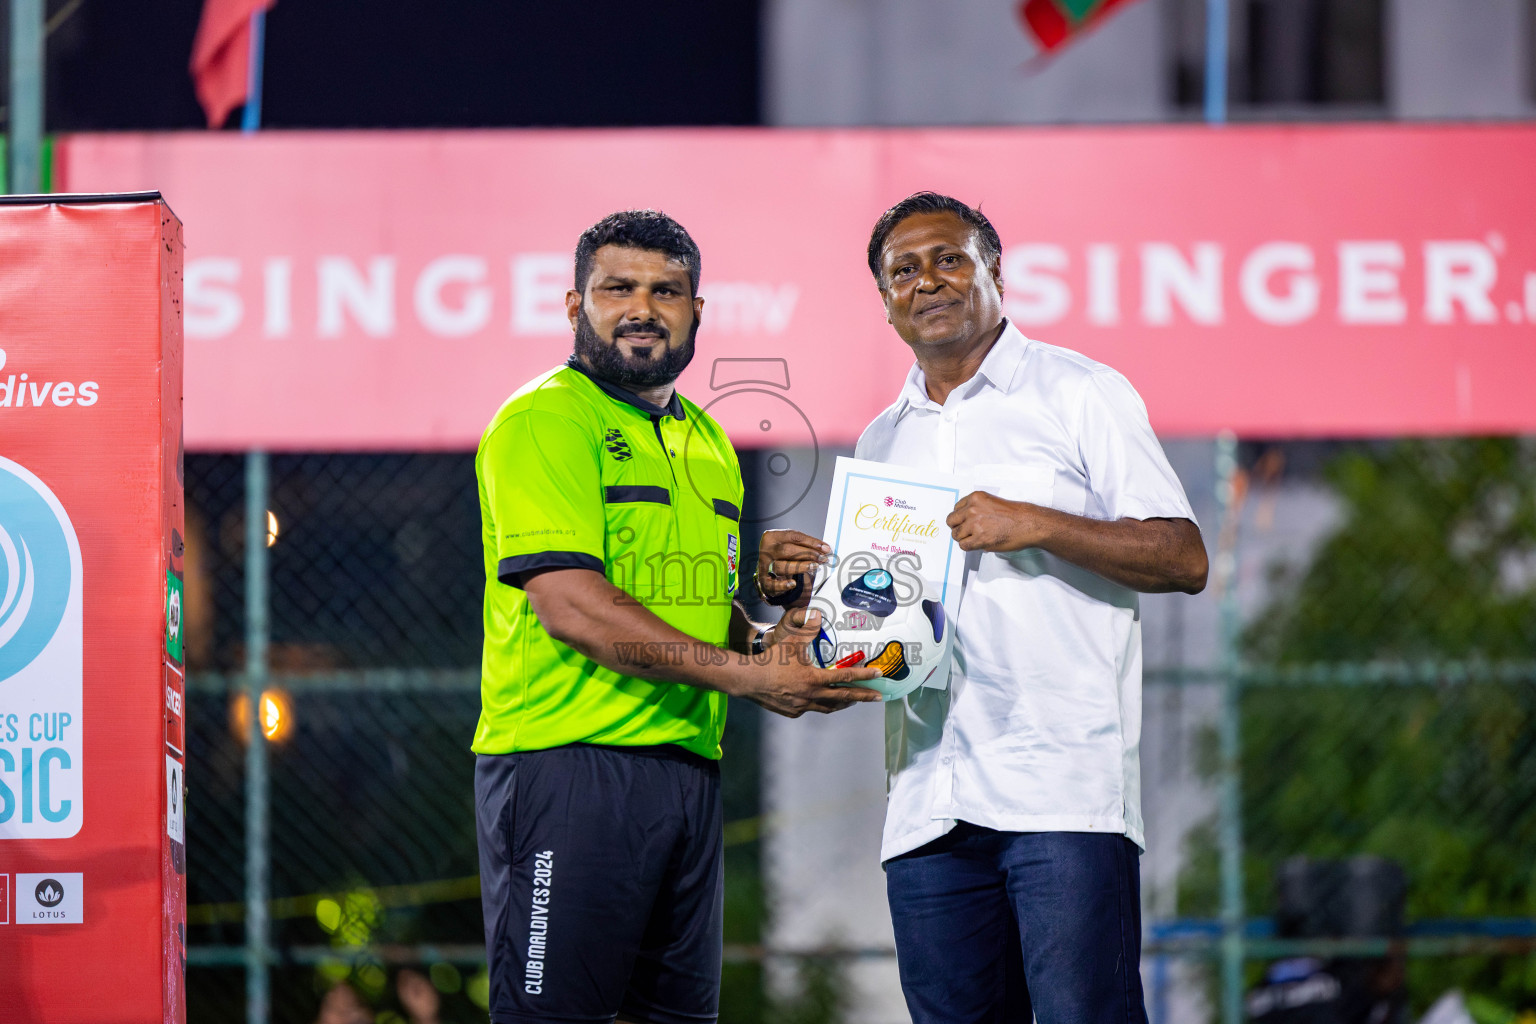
[475,743,724,1024]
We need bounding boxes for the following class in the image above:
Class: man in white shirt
[758,192,1208,1024]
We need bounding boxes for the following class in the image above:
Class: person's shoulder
[677,392,739,459]
[855,393,909,461]
[1016,336,1157,443]
[485,363,599,429]
[1017,334,1141,405]
[1019,334,1121,384]
[480,365,600,450]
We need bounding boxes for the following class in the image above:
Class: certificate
[816,457,967,688]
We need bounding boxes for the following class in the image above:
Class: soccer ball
[809,567,951,701]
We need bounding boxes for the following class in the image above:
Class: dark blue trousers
[886,824,1149,1024]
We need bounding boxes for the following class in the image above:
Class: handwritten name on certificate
[818,456,967,622]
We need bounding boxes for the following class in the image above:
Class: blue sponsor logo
[861,569,892,590]
[0,463,72,682]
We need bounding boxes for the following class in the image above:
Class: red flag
[1018,0,1138,52]
[189,0,275,129]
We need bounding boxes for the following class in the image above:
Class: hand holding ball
[809,568,950,701]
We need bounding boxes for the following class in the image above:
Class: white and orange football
[809,567,951,701]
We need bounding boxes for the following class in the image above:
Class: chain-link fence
[183,453,484,1023]
[182,438,1536,1024]
[1153,436,1536,1024]
[182,452,777,1024]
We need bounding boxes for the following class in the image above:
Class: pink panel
[56,125,1536,447]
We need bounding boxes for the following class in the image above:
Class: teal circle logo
[862,569,892,590]
[0,462,72,683]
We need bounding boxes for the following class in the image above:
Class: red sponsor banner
[0,196,185,1023]
[56,125,1536,448]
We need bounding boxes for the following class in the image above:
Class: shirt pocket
[971,463,1054,507]
[969,464,1055,581]
[603,485,676,600]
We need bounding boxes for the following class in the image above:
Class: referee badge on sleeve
[725,534,739,595]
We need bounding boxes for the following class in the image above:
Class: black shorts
[474,743,724,1024]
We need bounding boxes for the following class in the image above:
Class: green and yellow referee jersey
[473,356,745,761]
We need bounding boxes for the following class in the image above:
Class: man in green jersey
[474,210,880,1024]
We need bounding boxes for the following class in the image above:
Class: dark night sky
[37,0,761,131]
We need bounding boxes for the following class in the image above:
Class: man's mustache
[613,320,671,342]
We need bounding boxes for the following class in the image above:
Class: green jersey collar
[565,355,686,421]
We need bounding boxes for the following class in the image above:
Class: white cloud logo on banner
[0,462,71,681]
[0,456,84,839]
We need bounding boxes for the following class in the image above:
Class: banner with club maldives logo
[0,197,185,1024]
[0,453,83,841]
[55,125,1536,448]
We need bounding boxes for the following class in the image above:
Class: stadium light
[230,688,294,743]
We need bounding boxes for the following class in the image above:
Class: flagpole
[241,8,267,133]
[1203,0,1227,125]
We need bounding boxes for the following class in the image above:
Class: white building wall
[764,0,1170,126]
[1388,0,1535,119]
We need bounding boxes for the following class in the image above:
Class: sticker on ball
[810,568,950,701]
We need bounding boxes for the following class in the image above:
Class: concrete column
[1389,0,1534,118]
[751,444,910,1024]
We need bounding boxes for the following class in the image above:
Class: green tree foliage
[1188,439,1536,1014]
[1248,438,1536,662]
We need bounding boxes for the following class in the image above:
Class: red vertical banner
[0,194,185,1023]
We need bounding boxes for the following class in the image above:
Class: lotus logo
[34,878,64,907]
[0,459,72,682]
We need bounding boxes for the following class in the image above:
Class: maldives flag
[1018,0,1140,52]
[189,0,276,128]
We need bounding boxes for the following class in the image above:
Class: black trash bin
[1246,856,1408,1024]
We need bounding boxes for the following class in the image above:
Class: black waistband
[481,741,720,772]
[479,739,718,773]
[579,742,720,772]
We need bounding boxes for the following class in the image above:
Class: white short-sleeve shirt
[855,320,1196,862]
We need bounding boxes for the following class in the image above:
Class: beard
[573,306,698,391]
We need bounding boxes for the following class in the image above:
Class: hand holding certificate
[801,457,966,699]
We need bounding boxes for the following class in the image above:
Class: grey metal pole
[241,13,271,1014]
[1214,432,1244,1024]
[244,451,271,1024]
[8,0,44,193]
[1205,5,1237,1014]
